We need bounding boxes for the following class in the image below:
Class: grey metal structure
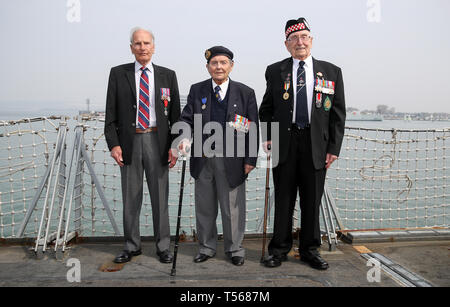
[320,183,344,251]
[16,123,120,252]
[16,122,68,252]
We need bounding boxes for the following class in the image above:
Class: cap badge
[205,50,211,60]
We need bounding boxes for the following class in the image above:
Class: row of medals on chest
[282,72,333,108]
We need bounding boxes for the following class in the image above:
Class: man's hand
[325,153,338,169]
[244,164,255,175]
[168,148,178,168]
[262,141,272,154]
[178,138,192,157]
[111,146,124,167]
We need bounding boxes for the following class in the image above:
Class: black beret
[285,17,311,38]
[205,46,234,63]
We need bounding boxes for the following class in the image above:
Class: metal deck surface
[0,238,448,287]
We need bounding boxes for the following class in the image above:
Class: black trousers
[268,125,326,257]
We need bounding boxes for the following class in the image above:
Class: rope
[0,116,449,238]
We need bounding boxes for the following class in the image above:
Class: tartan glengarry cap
[285,17,311,38]
[205,46,234,63]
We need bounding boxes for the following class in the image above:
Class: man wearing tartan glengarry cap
[259,17,346,270]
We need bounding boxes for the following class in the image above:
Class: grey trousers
[120,132,170,253]
[195,157,246,258]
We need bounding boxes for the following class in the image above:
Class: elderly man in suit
[105,27,180,264]
[178,46,259,266]
[259,18,346,270]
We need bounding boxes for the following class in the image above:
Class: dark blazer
[104,63,180,165]
[180,78,259,189]
[259,57,346,169]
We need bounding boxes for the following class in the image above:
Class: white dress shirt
[292,55,314,123]
[135,61,156,127]
[212,78,230,101]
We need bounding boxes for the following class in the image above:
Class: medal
[160,88,171,116]
[314,78,322,93]
[201,97,207,110]
[328,81,335,95]
[164,99,168,116]
[283,80,290,101]
[324,96,332,111]
[315,92,322,108]
[315,78,335,95]
[231,114,250,133]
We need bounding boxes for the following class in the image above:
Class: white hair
[129,27,155,44]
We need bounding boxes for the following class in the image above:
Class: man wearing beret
[259,18,346,270]
[178,46,259,266]
[105,27,180,264]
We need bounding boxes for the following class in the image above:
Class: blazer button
[288,128,291,131]
[133,105,136,109]
[131,123,135,127]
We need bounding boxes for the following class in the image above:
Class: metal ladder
[17,122,120,253]
[320,182,344,251]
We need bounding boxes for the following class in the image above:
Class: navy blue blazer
[180,78,259,189]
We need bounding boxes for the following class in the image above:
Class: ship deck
[0,235,448,288]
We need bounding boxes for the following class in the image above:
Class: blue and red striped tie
[138,67,150,129]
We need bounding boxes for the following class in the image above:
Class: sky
[1,0,449,117]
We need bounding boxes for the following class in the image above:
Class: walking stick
[260,147,271,263]
[171,147,189,277]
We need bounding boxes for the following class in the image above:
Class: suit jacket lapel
[153,64,165,124]
[200,79,212,125]
[311,57,323,118]
[226,79,238,121]
[280,58,294,110]
[125,63,136,102]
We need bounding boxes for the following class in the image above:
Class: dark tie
[214,85,222,102]
[295,61,309,128]
[138,67,150,129]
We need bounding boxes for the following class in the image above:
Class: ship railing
[0,116,448,252]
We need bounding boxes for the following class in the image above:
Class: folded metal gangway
[16,121,120,253]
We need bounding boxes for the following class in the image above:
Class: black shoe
[263,255,283,268]
[194,253,212,263]
[113,249,142,264]
[231,256,245,266]
[157,250,173,263]
[300,252,329,270]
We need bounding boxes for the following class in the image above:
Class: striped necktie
[214,85,222,102]
[138,67,150,129]
[295,60,309,128]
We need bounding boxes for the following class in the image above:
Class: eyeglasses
[208,60,232,67]
[286,34,311,43]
